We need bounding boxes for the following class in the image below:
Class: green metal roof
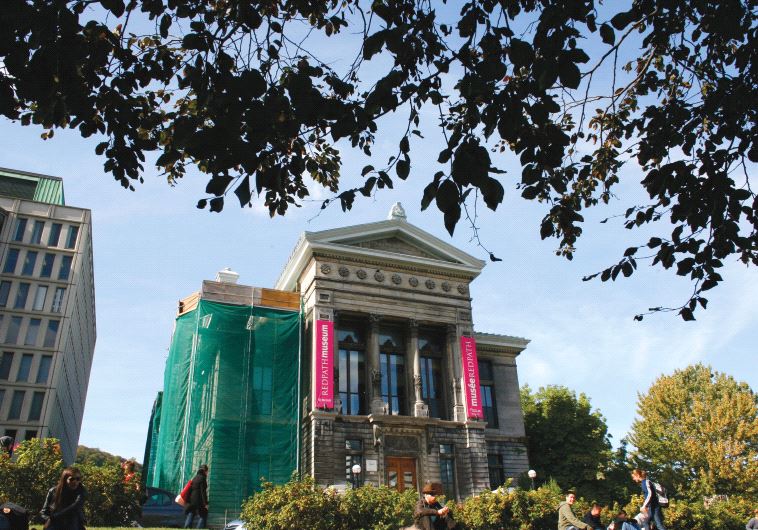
[0,167,65,205]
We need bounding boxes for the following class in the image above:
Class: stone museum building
[148,204,529,521]
[278,204,529,498]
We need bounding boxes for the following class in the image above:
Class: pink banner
[460,337,483,419]
[313,319,334,409]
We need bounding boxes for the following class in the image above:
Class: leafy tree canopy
[628,363,758,500]
[1,0,756,319]
[75,444,141,471]
[520,384,612,501]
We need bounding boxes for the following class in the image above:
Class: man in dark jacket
[414,483,455,530]
[583,503,604,529]
[183,465,208,529]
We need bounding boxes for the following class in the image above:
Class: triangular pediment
[276,216,486,291]
[344,235,446,261]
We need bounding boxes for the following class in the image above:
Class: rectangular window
[13,218,27,242]
[488,454,506,490]
[58,255,72,280]
[14,282,30,309]
[30,220,44,245]
[419,332,445,419]
[36,355,52,384]
[51,287,65,313]
[439,444,456,499]
[16,353,33,381]
[24,430,37,441]
[5,316,22,344]
[48,223,62,246]
[8,390,25,420]
[43,320,59,348]
[24,319,41,346]
[379,328,406,415]
[65,226,79,249]
[0,281,11,307]
[479,360,498,428]
[28,392,44,421]
[21,251,37,276]
[40,253,55,278]
[338,323,366,416]
[3,248,20,274]
[0,352,13,379]
[0,389,4,410]
[345,439,364,486]
[32,285,48,311]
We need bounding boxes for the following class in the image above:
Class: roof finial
[388,202,407,221]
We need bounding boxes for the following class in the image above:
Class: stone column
[410,319,428,417]
[447,324,466,422]
[368,313,386,415]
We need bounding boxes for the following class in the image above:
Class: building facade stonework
[276,204,529,498]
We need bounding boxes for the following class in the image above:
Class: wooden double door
[386,457,417,492]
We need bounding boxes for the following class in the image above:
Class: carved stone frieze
[409,277,419,287]
[338,266,350,278]
[391,273,402,285]
[320,264,332,274]
[457,284,468,295]
[374,270,385,282]
[425,279,436,290]
[441,281,451,292]
[356,269,367,279]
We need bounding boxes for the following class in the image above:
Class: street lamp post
[351,463,362,489]
[527,469,537,490]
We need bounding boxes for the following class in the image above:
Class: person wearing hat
[414,483,455,530]
[0,436,13,458]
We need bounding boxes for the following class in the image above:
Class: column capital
[369,313,382,327]
[409,319,419,333]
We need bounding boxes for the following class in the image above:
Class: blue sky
[0,4,756,461]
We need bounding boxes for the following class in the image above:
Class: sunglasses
[67,477,82,483]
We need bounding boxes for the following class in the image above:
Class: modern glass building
[0,167,96,463]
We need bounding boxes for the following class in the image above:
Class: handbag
[175,479,193,506]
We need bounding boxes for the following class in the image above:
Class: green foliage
[76,445,141,472]
[240,477,417,530]
[629,364,758,499]
[240,476,342,530]
[520,385,612,501]
[78,463,142,526]
[0,439,140,525]
[340,484,417,530]
[0,438,64,516]
[1,0,755,318]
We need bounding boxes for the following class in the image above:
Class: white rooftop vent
[215,267,239,284]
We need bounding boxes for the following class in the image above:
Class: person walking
[557,491,593,530]
[413,483,455,530]
[0,436,13,458]
[631,469,667,530]
[183,465,208,529]
[40,468,86,530]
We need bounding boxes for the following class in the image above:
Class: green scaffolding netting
[147,299,301,521]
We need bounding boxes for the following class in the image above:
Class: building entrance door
[386,457,417,492]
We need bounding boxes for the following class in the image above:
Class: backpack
[652,481,669,507]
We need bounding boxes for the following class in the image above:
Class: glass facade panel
[3,248,19,274]
[36,355,52,384]
[13,218,27,241]
[380,352,406,415]
[439,444,456,499]
[488,454,505,489]
[32,285,48,311]
[0,281,11,307]
[478,360,498,428]
[51,287,65,313]
[48,223,62,246]
[338,323,366,415]
[14,283,30,309]
[21,251,37,276]
[8,390,25,419]
[5,316,22,344]
[25,319,41,346]
[30,220,44,244]
[0,352,13,379]
[28,391,44,421]
[40,253,55,278]
[43,320,59,348]
[17,353,33,381]
[58,255,72,280]
[65,226,79,249]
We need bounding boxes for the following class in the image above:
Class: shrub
[79,463,141,526]
[340,484,416,530]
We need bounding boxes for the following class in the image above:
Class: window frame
[478,359,499,429]
[12,218,27,242]
[47,223,62,247]
[379,327,407,416]
[30,220,44,245]
[337,322,367,416]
